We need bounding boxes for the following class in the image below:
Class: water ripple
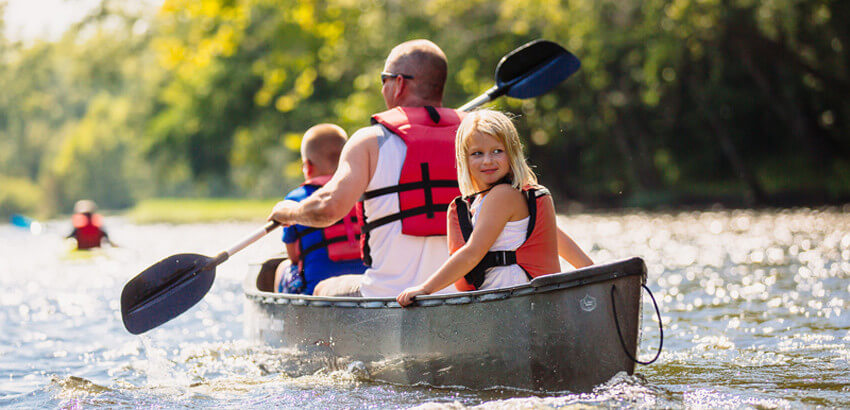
[1,209,849,407]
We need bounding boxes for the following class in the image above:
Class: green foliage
[0,0,848,213]
[0,175,43,218]
[127,197,278,223]
[46,94,146,212]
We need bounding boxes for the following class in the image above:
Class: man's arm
[269,127,379,227]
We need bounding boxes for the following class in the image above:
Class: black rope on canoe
[611,283,663,365]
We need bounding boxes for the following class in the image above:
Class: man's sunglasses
[381,72,414,84]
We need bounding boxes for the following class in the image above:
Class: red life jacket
[447,185,561,291]
[357,106,465,265]
[291,175,362,262]
[71,213,105,250]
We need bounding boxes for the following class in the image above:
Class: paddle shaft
[458,85,502,112]
[457,59,564,111]
[202,220,280,270]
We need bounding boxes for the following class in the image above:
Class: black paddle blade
[121,253,215,334]
[495,39,580,99]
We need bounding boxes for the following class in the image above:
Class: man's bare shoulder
[347,124,383,147]
[336,124,382,184]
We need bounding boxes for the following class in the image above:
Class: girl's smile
[466,131,510,190]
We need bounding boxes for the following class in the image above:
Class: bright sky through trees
[2,0,161,41]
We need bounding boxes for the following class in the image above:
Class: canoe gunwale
[243,257,646,309]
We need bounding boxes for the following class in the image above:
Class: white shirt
[358,125,456,297]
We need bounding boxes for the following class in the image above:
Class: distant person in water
[274,124,367,295]
[397,110,593,306]
[66,199,114,250]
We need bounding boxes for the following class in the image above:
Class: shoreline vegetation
[126,199,279,224]
[120,196,850,225]
[1,1,847,222]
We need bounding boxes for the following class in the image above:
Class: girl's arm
[557,226,593,269]
[397,186,522,306]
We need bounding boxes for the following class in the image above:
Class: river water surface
[1,208,848,408]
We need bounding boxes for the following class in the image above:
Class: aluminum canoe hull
[243,257,647,392]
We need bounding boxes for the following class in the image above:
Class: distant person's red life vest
[292,175,362,262]
[357,106,465,265]
[447,185,561,291]
[71,213,105,250]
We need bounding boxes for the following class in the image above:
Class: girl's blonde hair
[455,109,537,196]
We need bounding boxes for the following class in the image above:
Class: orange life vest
[71,213,105,250]
[291,175,362,262]
[357,106,465,265]
[448,185,561,291]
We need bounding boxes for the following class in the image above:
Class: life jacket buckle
[493,251,516,266]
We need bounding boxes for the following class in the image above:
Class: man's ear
[393,75,406,101]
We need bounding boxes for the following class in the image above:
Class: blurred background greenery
[1,0,847,220]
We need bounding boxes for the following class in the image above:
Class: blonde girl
[397,110,592,306]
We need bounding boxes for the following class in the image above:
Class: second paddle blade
[496,39,581,99]
[121,253,215,335]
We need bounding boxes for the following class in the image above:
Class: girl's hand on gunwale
[397,286,428,307]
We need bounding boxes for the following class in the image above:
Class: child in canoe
[275,124,367,294]
[397,109,593,306]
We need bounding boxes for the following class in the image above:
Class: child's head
[73,199,97,215]
[300,123,348,179]
[455,109,537,196]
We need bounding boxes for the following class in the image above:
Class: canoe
[243,257,650,392]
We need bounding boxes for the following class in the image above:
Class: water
[1,208,848,408]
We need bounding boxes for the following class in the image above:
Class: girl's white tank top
[469,192,531,289]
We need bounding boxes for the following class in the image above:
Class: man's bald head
[384,39,447,104]
[301,123,348,176]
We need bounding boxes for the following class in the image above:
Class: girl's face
[466,131,510,191]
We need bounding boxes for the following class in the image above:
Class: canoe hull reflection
[243,257,647,392]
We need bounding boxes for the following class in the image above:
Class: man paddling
[269,39,462,297]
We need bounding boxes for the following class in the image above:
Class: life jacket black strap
[361,164,458,200]
[421,163,435,218]
[291,215,359,241]
[360,203,452,234]
[424,105,441,124]
[293,214,361,259]
[361,180,458,199]
[463,250,518,289]
[361,206,372,267]
[524,187,538,241]
[299,234,361,260]
[454,196,474,242]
